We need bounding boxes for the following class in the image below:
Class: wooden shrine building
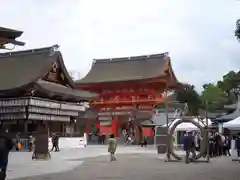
[0,45,96,136]
[76,53,182,143]
[0,27,25,49]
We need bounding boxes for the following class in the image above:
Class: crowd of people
[191,131,232,157]
[208,132,231,157]
[183,131,240,164]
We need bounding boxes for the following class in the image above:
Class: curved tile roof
[0,27,23,39]
[76,52,178,84]
[0,27,25,47]
[216,101,240,122]
[0,45,97,100]
[36,80,97,100]
[0,45,62,91]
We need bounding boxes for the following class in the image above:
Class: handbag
[17,143,22,150]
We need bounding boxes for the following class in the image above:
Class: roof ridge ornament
[94,53,169,63]
[0,45,60,58]
[49,44,59,56]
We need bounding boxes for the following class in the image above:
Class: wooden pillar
[61,123,65,136]
[45,121,49,137]
[24,121,28,134]
[135,125,142,144]
[33,120,50,160]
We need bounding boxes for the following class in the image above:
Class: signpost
[154,126,168,154]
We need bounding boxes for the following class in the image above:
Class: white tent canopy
[162,118,212,131]
[223,116,240,129]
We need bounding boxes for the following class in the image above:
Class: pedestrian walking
[15,132,21,151]
[184,131,196,164]
[107,134,117,161]
[223,135,231,156]
[55,134,60,152]
[51,133,58,152]
[28,135,34,152]
[235,133,240,162]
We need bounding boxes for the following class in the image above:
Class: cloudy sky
[1,0,240,90]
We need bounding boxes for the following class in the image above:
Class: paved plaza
[7,145,156,179]
[6,146,240,180]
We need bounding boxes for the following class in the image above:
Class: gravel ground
[13,154,240,180]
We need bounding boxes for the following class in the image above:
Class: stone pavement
[13,153,240,180]
[7,145,159,179]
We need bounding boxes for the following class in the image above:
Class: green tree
[201,83,228,112]
[235,19,240,41]
[175,84,201,115]
[217,70,240,102]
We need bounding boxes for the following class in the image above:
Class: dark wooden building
[0,27,25,49]
[0,45,96,136]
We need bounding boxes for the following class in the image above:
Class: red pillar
[95,120,100,135]
[85,123,89,135]
[95,120,100,129]
[112,116,118,137]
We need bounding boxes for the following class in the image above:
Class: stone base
[32,152,51,160]
[157,146,166,154]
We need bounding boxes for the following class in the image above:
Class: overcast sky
[1,0,240,90]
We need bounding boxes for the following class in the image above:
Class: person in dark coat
[209,132,215,157]
[51,134,57,152]
[55,134,60,152]
[223,135,231,156]
[214,133,224,156]
[28,135,34,152]
[15,132,20,151]
[184,131,196,164]
[235,133,240,160]
[0,129,14,179]
[102,135,106,144]
[140,137,147,147]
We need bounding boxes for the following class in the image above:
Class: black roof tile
[0,27,23,39]
[0,27,25,47]
[36,80,97,100]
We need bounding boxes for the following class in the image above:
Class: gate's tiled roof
[76,53,178,84]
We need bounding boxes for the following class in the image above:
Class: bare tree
[235,19,240,41]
